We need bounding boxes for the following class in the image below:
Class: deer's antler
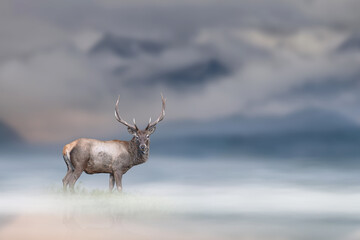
[146,94,166,130]
[115,95,138,130]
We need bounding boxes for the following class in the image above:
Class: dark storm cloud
[337,33,360,52]
[125,58,230,89]
[90,33,167,58]
[1,0,360,142]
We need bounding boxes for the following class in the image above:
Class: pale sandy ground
[0,192,237,240]
[2,185,360,240]
[0,214,221,240]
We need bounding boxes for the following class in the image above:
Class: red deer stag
[62,95,165,192]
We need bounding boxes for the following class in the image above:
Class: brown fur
[62,94,165,192]
[62,140,78,156]
[62,133,152,192]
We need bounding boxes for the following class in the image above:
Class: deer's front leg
[109,173,115,192]
[114,171,123,192]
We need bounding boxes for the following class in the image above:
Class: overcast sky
[1,0,360,143]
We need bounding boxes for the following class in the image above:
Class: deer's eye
[146,135,149,138]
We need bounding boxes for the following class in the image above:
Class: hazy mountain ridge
[152,128,360,158]
[0,120,23,145]
[157,108,358,137]
[150,108,360,158]
[4,105,360,159]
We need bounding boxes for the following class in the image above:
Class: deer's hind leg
[67,144,90,192]
[68,168,83,192]
[62,170,73,191]
[62,154,74,191]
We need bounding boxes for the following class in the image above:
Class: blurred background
[1,0,360,239]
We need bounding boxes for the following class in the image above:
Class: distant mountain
[90,33,166,58]
[152,128,360,159]
[0,120,23,145]
[157,108,358,137]
[150,108,360,158]
[337,34,360,52]
[245,108,357,133]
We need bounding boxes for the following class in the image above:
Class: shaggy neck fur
[129,137,149,166]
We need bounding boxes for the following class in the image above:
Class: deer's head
[115,94,166,154]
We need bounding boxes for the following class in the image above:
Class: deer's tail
[63,142,76,172]
[63,153,74,172]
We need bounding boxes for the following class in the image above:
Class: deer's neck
[128,138,149,166]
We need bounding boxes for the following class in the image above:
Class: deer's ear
[127,127,137,136]
[147,126,156,135]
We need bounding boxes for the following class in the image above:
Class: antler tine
[147,94,166,129]
[133,118,139,130]
[115,95,136,130]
